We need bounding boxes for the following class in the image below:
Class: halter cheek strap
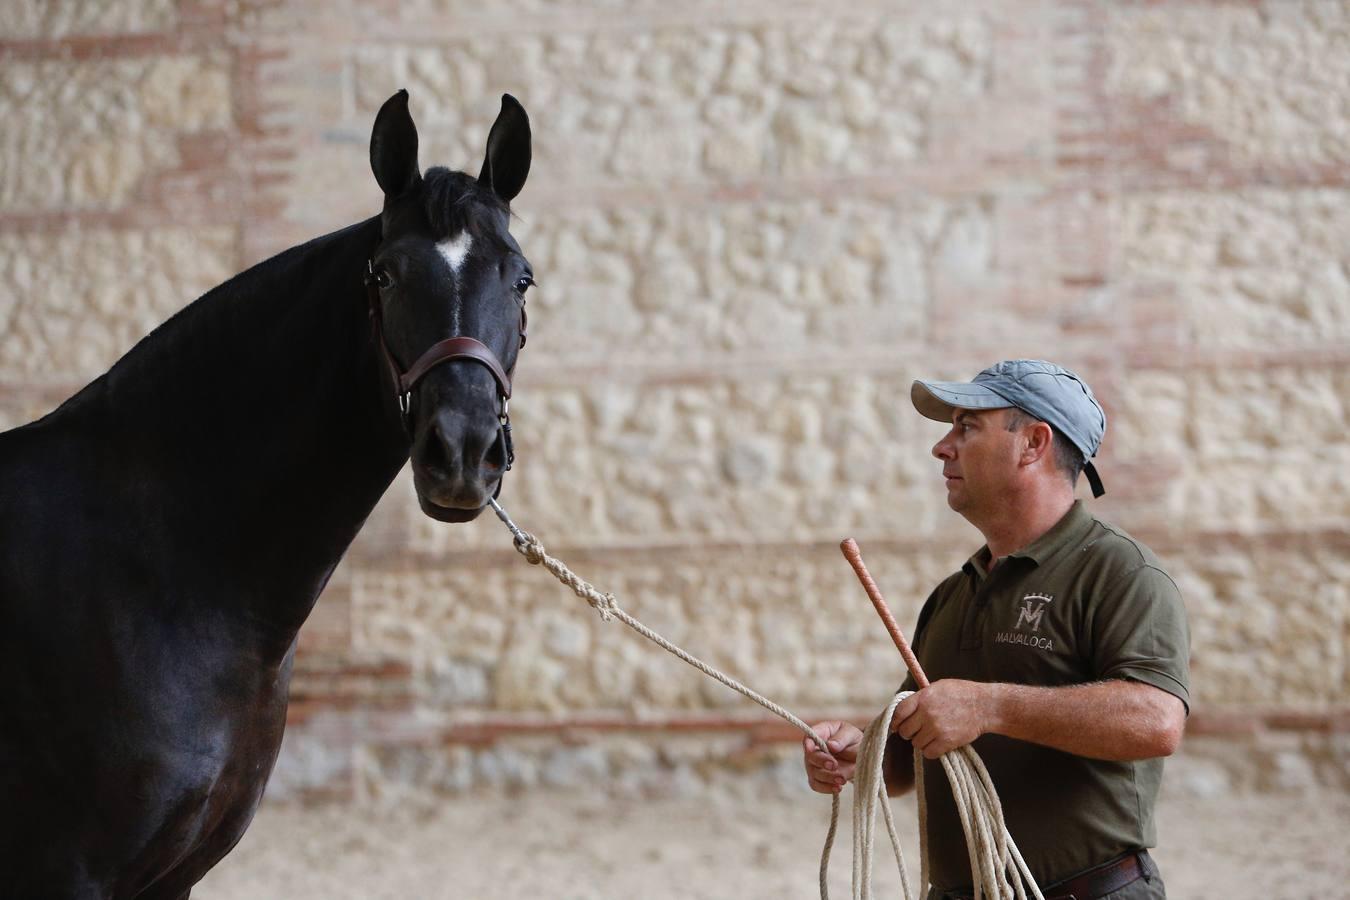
[364,258,522,470]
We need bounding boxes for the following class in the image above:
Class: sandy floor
[194,790,1350,899]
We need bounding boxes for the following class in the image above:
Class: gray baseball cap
[911,359,1108,497]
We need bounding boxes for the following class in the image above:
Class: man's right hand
[802,721,864,794]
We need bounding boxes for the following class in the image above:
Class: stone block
[0,227,237,381]
[1109,4,1350,175]
[354,742,474,802]
[1109,369,1188,461]
[504,196,987,364]
[1120,190,1350,348]
[0,0,177,40]
[267,711,354,802]
[1181,366,1350,532]
[1161,540,1347,707]
[1100,360,1349,535]
[1166,730,1349,797]
[0,56,232,214]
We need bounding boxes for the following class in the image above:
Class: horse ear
[477,94,531,203]
[370,89,421,199]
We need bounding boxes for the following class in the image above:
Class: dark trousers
[925,850,1165,900]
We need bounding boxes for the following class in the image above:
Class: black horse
[0,91,533,898]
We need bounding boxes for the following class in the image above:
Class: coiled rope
[488,498,1042,900]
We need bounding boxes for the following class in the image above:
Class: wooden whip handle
[839,538,930,690]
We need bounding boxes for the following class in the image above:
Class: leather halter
[364,258,525,470]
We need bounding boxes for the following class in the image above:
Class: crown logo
[1023,592,1054,604]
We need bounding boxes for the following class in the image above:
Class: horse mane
[420,168,509,244]
[20,217,382,432]
[121,218,379,362]
[27,171,505,432]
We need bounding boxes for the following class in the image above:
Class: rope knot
[590,591,619,621]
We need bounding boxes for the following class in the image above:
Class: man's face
[930,408,1023,516]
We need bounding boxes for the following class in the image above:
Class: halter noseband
[364,258,525,471]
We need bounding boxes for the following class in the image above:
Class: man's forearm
[883,678,1183,786]
[985,679,1184,761]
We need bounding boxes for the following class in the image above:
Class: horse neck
[89,216,408,642]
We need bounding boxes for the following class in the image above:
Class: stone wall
[2,0,1346,800]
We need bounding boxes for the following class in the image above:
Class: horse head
[367,90,532,522]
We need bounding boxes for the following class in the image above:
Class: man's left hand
[891,680,995,759]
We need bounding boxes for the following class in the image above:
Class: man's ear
[1021,421,1056,467]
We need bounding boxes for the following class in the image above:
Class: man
[803,360,1189,899]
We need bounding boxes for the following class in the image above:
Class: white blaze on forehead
[436,231,474,274]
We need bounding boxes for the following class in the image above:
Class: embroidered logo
[995,592,1057,652]
[1014,592,1053,633]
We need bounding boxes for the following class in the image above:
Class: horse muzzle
[410,403,508,521]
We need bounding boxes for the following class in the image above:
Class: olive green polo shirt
[892,501,1190,890]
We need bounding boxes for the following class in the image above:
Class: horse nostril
[420,421,453,477]
[486,439,507,474]
[480,426,507,475]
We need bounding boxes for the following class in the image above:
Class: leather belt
[938,850,1148,900]
[1045,850,1147,900]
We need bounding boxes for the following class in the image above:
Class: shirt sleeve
[1090,563,1191,713]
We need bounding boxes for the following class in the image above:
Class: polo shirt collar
[962,546,995,583]
[1010,500,1094,565]
[960,500,1094,580]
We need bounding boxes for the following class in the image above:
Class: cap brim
[911,380,1014,423]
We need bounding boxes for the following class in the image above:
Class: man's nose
[932,432,956,460]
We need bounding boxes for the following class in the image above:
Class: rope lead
[486,499,1042,900]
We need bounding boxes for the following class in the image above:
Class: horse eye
[374,269,393,289]
[514,275,535,295]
